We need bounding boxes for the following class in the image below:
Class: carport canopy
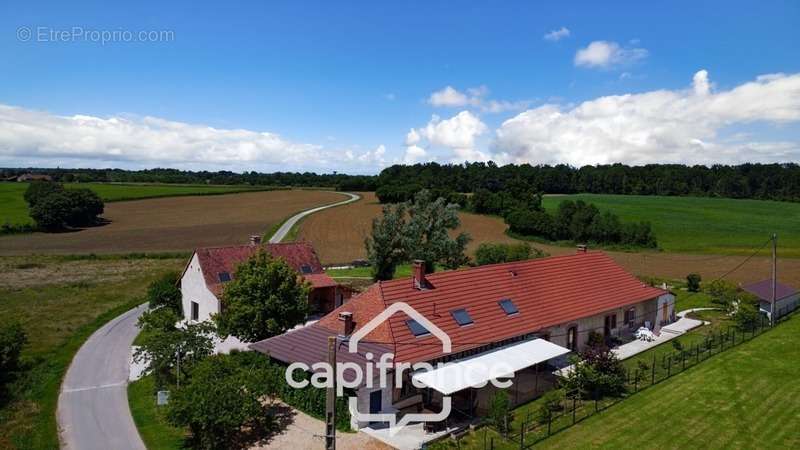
[411,338,570,395]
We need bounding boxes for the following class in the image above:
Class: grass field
[0,189,345,255]
[432,312,800,450]
[542,194,800,257]
[0,255,183,449]
[128,375,187,450]
[0,182,273,227]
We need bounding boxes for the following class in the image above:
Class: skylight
[451,308,474,326]
[300,264,313,274]
[218,272,232,282]
[498,299,519,315]
[406,319,430,337]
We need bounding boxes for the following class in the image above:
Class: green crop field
[542,194,800,257]
[0,182,270,227]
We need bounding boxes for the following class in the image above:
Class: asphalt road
[57,303,147,450]
[55,191,360,449]
[269,191,360,243]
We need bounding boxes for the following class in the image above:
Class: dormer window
[498,298,519,315]
[406,319,431,337]
[218,272,232,282]
[451,308,474,326]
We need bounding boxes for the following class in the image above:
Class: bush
[536,389,564,424]
[26,183,105,231]
[24,180,64,207]
[734,296,763,331]
[505,209,555,238]
[489,390,512,434]
[475,242,547,266]
[686,273,702,292]
[146,271,182,314]
[0,321,27,382]
[167,353,276,449]
[562,337,627,399]
[705,279,739,310]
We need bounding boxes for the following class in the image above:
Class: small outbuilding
[742,279,799,320]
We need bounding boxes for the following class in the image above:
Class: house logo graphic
[346,302,452,434]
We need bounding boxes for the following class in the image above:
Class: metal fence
[474,302,799,450]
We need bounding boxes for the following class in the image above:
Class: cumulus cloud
[574,40,648,68]
[402,145,428,164]
[404,111,489,163]
[543,27,570,42]
[0,104,390,172]
[493,70,800,166]
[427,85,529,113]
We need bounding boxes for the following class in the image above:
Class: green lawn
[433,313,800,450]
[327,263,413,279]
[128,376,187,450]
[0,182,273,227]
[0,256,183,449]
[541,194,800,257]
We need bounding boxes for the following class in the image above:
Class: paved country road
[56,191,360,449]
[269,192,360,243]
[58,304,147,450]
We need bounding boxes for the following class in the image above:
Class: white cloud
[405,128,420,146]
[574,40,648,68]
[402,145,428,164]
[493,70,800,166]
[419,111,487,149]
[405,111,488,163]
[543,27,570,42]
[427,85,529,113]
[0,104,390,172]
[428,86,472,107]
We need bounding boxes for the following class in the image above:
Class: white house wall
[180,253,221,323]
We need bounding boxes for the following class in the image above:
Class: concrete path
[58,303,148,450]
[269,192,360,243]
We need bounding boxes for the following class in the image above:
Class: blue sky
[1,0,799,173]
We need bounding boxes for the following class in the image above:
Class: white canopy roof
[411,338,571,395]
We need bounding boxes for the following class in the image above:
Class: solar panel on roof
[218,272,232,282]
[498,298,518,315]
[451,308,474,326]
[300,264,313,274]
[406,319,430,337]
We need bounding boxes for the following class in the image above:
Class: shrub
[489,390,512,434]
[64,188,104,226]
[29,192,73,230]
[686,273,702,292]
[23,180,64,207]
[0,321,27,383]
[475,242,547,266]
[734,295,763,331]
[562,337,627,399]
[505,209,555,238]
[536,389,564,424]
[167,353,276,450]
[146,271,182,314]
[705,279,739,310]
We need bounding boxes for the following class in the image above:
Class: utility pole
[771,233,778,326]
[325,336,337,450]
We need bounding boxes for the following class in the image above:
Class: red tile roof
[192,242,327,296]
[258,251,667,366]
[303,273,338,289]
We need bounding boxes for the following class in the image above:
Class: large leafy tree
[134,307,215,389]
[214,251,310,342]
[167,353,276,450]
[404,189,471,272]
[146,271,182,314]
[365,202,408,281]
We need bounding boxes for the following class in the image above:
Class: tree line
[374,161,800,202]
[7,161,800,202]
[2,167,377,191]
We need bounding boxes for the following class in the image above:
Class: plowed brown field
[0,190,344,255]
[297,192,800,284]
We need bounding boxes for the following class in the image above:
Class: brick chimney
[412,259,427,290]
[338,311,354,336]
[249,235,262,246]
[576,244,588,253]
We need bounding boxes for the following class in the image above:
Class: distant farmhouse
[742,279,799,320]
[251,249,675,437]
[4,173,53,182]
[179,237,352,323]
